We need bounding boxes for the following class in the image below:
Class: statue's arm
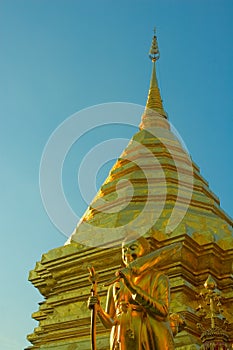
[96,285,116,329]
[132,273,169,319]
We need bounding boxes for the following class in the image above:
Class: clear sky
[0,0,232,349]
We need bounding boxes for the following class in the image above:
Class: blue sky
[0,0,232,349]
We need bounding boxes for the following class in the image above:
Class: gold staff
[88,266,98,350]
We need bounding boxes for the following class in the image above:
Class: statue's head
[122,234,150,266]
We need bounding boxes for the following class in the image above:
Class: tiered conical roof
[69,32,232,249]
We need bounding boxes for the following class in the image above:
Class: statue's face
[122,240,146,266]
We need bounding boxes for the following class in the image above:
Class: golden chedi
[27,31,233,350]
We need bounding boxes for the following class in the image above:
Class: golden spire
[145,28,167,118]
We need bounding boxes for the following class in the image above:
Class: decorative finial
[204,275,217,291]
[149,27,160,62]
[140,28,168,129]
[196,275,231,350]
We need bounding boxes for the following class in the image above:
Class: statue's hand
[118,268,136,294]
[87,295,100,310]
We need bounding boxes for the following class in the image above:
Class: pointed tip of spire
[149,27,160,62]
[144,29,167,120]
[204,275,217,290]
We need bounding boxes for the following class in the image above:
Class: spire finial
[149,27,160,62]
[141,28,167,122]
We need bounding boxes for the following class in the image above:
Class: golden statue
[88,236,178,349]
